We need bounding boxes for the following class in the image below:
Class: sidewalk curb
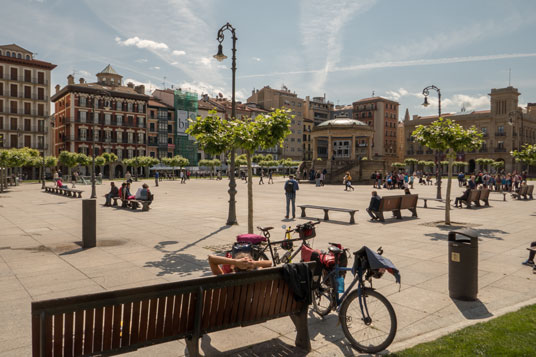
[388,296,536,353]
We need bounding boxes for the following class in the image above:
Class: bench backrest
[520,185,529,195]
[31,264,311,357]
[379,196,402,211]
[399,194,418,209]
[469,190,481,202]
[527,185,534,195]
[479,188,490,201]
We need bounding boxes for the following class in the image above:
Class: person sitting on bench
[126,182,134,200]
[366,191,382,221]
[104,182,119,206]
[135,183,151,200]
[208,243,271,275]
[56,178,68,189]
[522,241,536,274]
[454,187,471,207]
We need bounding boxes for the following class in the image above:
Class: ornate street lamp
[422,85,442,199]
[214,22,238,225]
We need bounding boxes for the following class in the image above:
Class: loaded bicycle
[302,243,400,354]
[235,220,320,265]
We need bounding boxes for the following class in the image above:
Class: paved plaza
[1,177,535,356]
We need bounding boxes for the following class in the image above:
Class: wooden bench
[31,263,315,357]
[119,194,154,211]
[460,189,481,208]
[421,197,443,208]
[44,186,83,198]
[528,185,534,199]
[512,185,534,200]
[298,204,358,224]
[371,194,418,222]
[478,188,490,206]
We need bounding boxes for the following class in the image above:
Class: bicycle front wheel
[339,289,397,354]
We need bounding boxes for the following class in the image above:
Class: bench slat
[64,311,74,356]
[84,308,94,354]
[284,283,295,313]
[268,279,282,316]
[215,287,228,328]
[45,314,53,357]
[261,281,274,318]
[31,313,40,357]
[222,286,235,326]
[53,313,63,356]
[112,304,122,349]
[210,288,222,327]
[164,295,175,338]
[130,301,141,346]
[187,291,198,332]
[230,285,244,324]
[103,305,114,351]
[147,297,159,341]
[120,302,132,348]
[155,297,166,339]
[178,293,189,334]
[201,289,212,330]
[253,281,267,321]
[93,306,104,353]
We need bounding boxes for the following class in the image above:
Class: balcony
[0,109,49,117]
[494,147,507,153]
[479,148,488,153]
[482,133,489,138]
[495,132,506,137]
[0,74,49,85]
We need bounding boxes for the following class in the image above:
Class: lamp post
[422,85,442,199]
[214,22,238,225]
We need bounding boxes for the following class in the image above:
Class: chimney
[55,84,60,93]
[134,85,145,94]
[67,74,74,85]
[79,78,85,84]
[127,82,135,88]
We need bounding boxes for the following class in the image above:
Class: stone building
[352,96,399,161]
[402,86,536,173]
[248,85,304,161]
[303,95,333,160]
[331,104,353,119]
[51,65,149,178]
[147,96,175,159]
[0,44,56,164]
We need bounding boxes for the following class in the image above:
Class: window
[127,103,133,112]
[116,101,122,111]
[481,127,487,134]
[150,123,155,132]
[80,97,86,106]
[17,53,21,59]
[498,125,504,134]
[79,111,87,122]
[25,55,30,60]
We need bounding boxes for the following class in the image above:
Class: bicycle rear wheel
[312,272,334,317]
[339,289,397,354]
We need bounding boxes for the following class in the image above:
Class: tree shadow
[306,311,359,356]
[198,335,309,356]
[144,249,211,278]
[425,226,507,241]
[451,298,493,320]
[298,215,354,226]
[175,225,231,253]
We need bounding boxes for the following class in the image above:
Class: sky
[3,0,536,117]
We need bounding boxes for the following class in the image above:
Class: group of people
[372,171,415,190]
[458,171,528,192]
[258,170,274,185]
[104,181,151,206]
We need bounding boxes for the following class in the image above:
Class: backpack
[285,180,294,193]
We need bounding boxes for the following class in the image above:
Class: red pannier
[301,244,336,268]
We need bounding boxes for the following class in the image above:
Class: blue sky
[3,0,536,117]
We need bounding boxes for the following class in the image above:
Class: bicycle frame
[257,235,311,265]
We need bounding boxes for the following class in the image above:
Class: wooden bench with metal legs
[31,263,315,357]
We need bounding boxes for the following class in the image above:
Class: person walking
[343,172,354,191]
[259,170,264,185]
[284,174,299,219]
[155,171,159,187]
[268,170,273,184]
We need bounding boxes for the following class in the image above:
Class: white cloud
[123,78,160,94]
[136,58,148,63]
[239,52,536,79]
[198,57,211,66]
[115,36,169,51]
[172,50,186,56]
[252,57,261,62]
[299,0,377,92]
[78,70,92,77]
[150,66,160,70]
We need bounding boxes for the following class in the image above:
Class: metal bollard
[82,199,96,248]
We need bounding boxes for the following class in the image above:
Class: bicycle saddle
[328,246,343,255]
[257,226,274,231]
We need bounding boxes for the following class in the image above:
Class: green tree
[100,152,119,179]
[58,151,79,179]
[491,160,505,172]
[412,117,483,224]
[235,154,247,167]
[252,154,266,164]
[0,149,12,191]
[404,158,418,173]
[475,158,494,172]
[199,158,221,179]
[511,144,536,175]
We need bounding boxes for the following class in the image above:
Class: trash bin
[448,228,478,301]
[15,177,19,186]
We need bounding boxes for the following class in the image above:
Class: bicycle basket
[298,223,316,239]
[281,239,293,250]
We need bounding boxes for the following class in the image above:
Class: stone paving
[0,177,535,356]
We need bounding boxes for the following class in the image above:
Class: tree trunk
[0,167,4,192]
[445,155,453,225]
[247,151,253,234]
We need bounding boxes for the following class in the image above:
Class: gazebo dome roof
[317,118,369,128]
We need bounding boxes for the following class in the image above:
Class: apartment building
[352,97,399,158]
[51,65,149,177]
[147,97,175,159]
[403,86,536,173]
[0,44,56,158]
[248,86,304,161]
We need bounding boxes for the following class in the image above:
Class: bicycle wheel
[339,288,397,354]
[312,272,334,317]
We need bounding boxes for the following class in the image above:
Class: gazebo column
[350,136,356,160]
[327,136,333,161]
[312,136,318,160]
[367,136,372,159]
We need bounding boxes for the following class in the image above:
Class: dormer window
[6,51,10,57]
[17,53,21,59]
[11,52,16,58]
[25,55,30,60]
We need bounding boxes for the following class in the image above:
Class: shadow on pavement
[306,312,357,356]
[144,240,211,277]
[176,225,231,253]
[425,226,507,241]
[199,335,309,356]
[452,298,493,320]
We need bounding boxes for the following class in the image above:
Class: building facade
[147,98,175,159]
[403,86,536,173]
[248,86,304,161]
[331,104,353,119]
[51,65,149,178]
[0,44,56,159]
[352,97,399,159]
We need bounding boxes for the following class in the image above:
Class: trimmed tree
[412,117,483,225]
[404,158,418,173]
[58,151,79,179]
[511,144,536,175]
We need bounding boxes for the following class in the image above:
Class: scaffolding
[174,90,199,166]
